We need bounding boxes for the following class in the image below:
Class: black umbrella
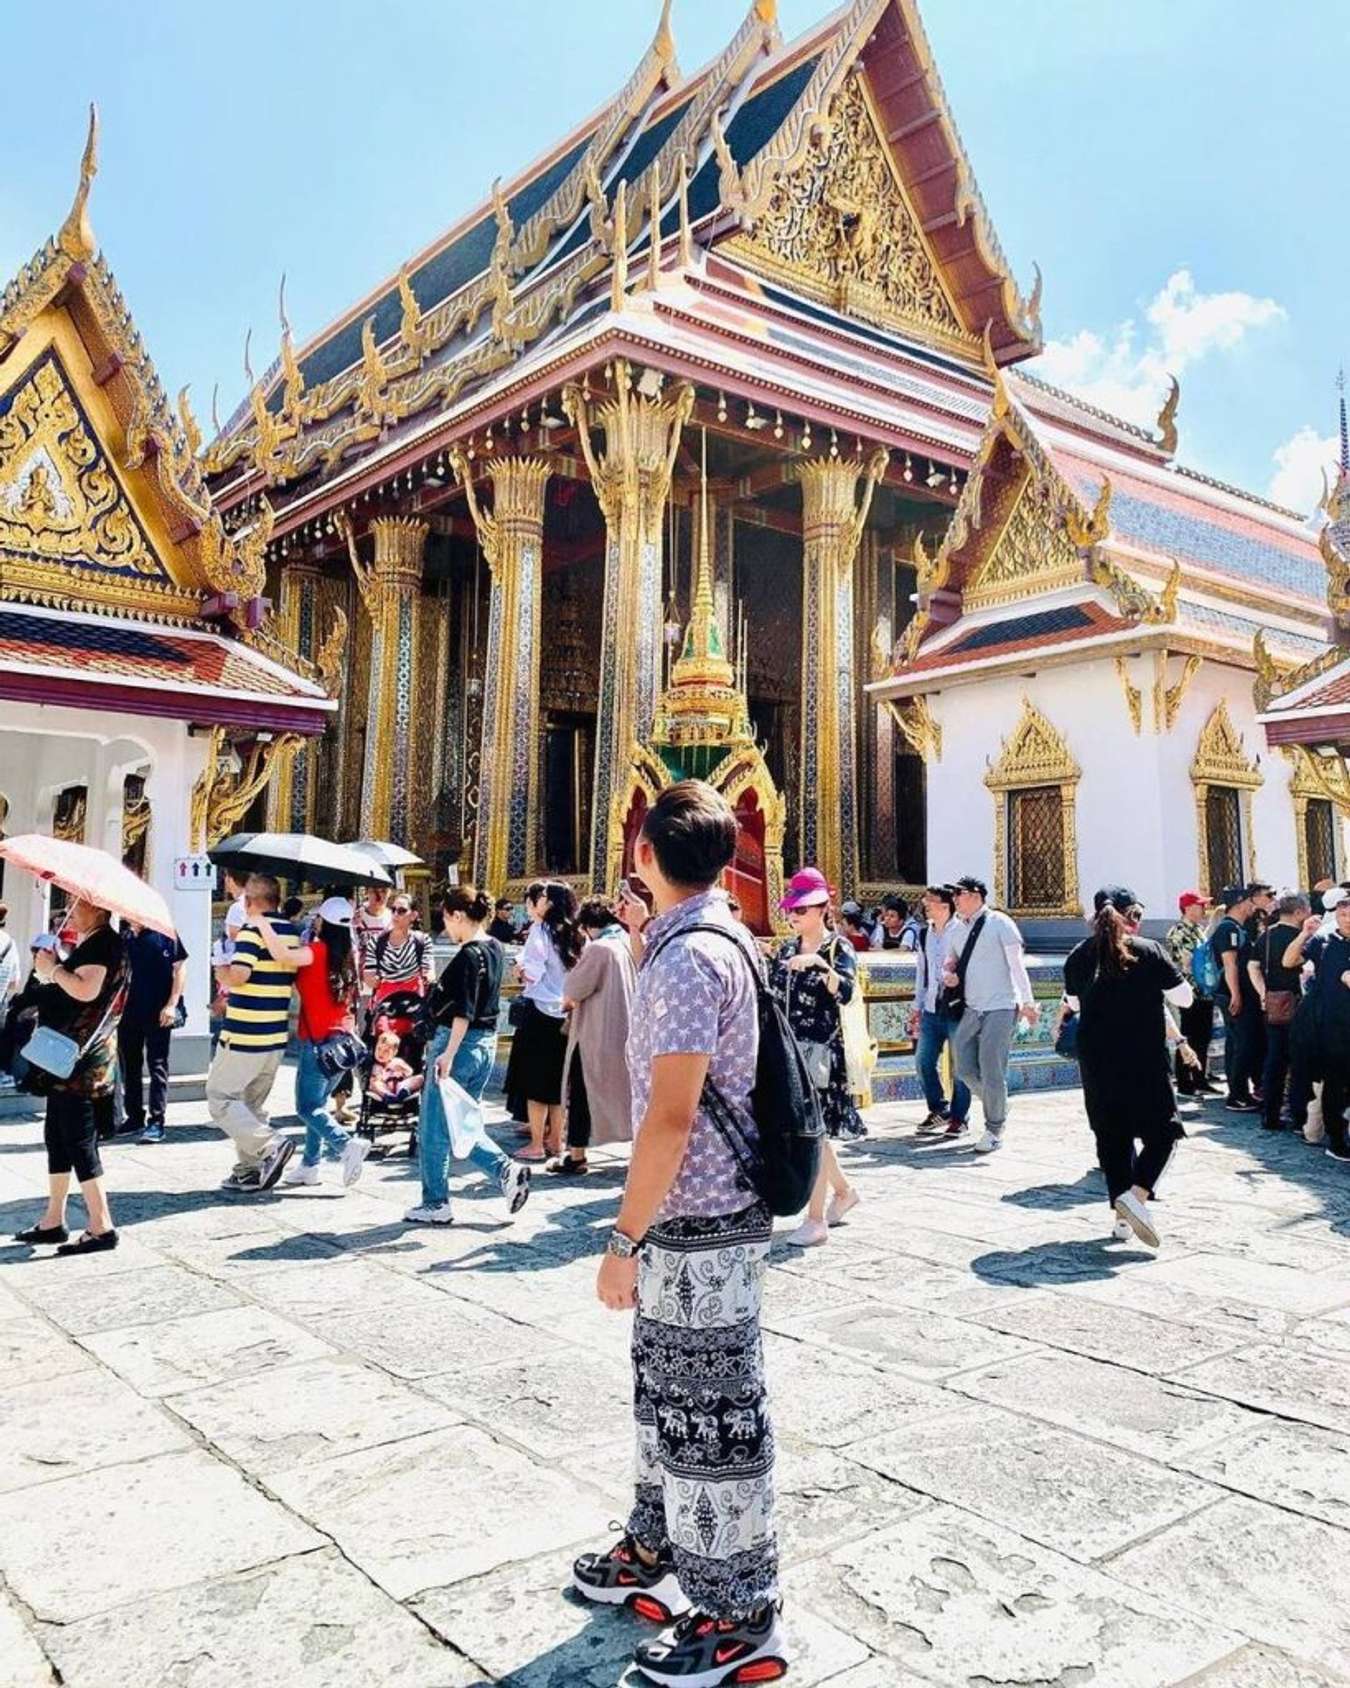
[210,832,395,890]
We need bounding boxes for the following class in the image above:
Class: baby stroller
[358,989,428,1156]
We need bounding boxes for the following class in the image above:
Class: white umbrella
[346,839,425,870]
[210,832,394,889]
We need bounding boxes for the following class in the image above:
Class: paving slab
[0,1365,189,1491]
[773,1300,1037,1382]
[969,1283,1247,1374]
[761,1331,944,1450]
[1134,1252,1350,1317]
[165,1353,461,1475]
[1109,1494,1350,1676]
[416,1347,633,1460]
[0,1448,321,1622]
[83,1303,338,1397]
[6,1261,241,1335]
[1173,1644,1350,1686]
[790,1503,1236,1684]
[1176,1418,1350,1532]
[850,1400,1219,1563]
[36,1547,476,1688]
[0,1311,96,1386]
[1173,1341,1350,1432]
[269,1424,617,1600]
[0,1592,53,1688]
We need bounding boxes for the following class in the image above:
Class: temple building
[0,112,336,1067]
[200,0,1347,939]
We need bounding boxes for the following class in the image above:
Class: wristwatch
[606,1228,642,1259]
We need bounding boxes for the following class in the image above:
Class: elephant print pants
[627,1202,778,1620]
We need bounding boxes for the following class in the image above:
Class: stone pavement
[3,1078,1350,1688]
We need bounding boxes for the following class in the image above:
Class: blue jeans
[295,1040,352,1167]
[419,1026,507,1207]
[916,1010,971,1122]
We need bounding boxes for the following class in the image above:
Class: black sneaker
[221,1170,263,1194]
[257,1136,296,1191]
[1224,1099,1258,1114]
[1327,1144,1350,1164]
[633,1605,787,1687]
[572,1535,690,1623]
[915,1110,947,1136]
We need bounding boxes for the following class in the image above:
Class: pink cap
[780,867,833,911]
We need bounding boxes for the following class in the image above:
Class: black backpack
[647,922,823,1217]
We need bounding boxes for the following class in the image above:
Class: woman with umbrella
[1,836,177,1254]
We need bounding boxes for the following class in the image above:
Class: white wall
[921,651,1305,924]
[0,706,213,1050]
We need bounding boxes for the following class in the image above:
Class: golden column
[349,516,428,847]
[796,450,889,895]
[563,361,693,887]
[454,453,552,893]
[269,557,322,832]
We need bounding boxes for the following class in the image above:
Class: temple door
[728,790,770,934]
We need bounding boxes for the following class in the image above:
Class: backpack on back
[1193,934,1222,999]
[647,922,823,1217]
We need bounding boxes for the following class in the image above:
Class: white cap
[1325,887,1350,912]
[316,896,354,926]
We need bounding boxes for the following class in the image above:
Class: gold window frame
[1287,747,1346,888]
[984,698,1081,919]
[1190,701,1261,890]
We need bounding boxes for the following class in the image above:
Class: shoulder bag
[23,984,125,1086]
[784,943,835,1091]
[940,913,987,1023]
[1262,929,1297,1027]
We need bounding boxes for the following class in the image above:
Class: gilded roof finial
[611,179,630,311]
[654,0,677,69]
[1026,261,1043,335]
[1155,374,1180,458]
[673,427,733,683]
[58,103,99,262]
[210,382,221,436]
[981,319,998,378]
[754,0,779,31]
[277,274,304,418]
[242,327,255,389]
[177,386,202,459]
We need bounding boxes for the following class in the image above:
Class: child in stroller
[358,990,427,1152]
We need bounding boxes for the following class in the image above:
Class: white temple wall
[922,651,1308,925]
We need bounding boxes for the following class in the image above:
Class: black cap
[1219,885,1247,909]
[1093,885,1140,915]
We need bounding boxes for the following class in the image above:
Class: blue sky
[3,0,1345,511]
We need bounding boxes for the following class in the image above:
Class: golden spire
[654,0,677,69]
[672,428,735,689]
[58,103,99,262]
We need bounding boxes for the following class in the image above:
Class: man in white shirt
[942,875,1038,1153]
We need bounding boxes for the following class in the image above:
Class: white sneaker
[404,1203,454,1225]
[499,1160,531,1217]
[1110,1218,1132,1242]
[786,1217,829,1248]
[1113,1190,1160,1249]
[281,1161,321,1186]
[973,1130,1004,1153]
[825,1188,860,1227]
[340,1138,369,1188]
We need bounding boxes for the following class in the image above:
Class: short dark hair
[924,884,957,915]
[495,898,513,911]
[1246,881,1274,898]
[955,876,988,899]
[577,897,620,933]
[881,895,907,915]
[640,780,737,888]
[281,896,305,922]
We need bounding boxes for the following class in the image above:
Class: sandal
[55,1230,119,1256]
[547,1157,590,1177]
[14,1222,68,1245]
[515,1147,547,1163]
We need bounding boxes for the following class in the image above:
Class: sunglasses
[391,904,413,916]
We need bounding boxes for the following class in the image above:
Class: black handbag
[507,997,532,1029]
[314,1030,367,1078]
[940,914,987,1023]
[1054,1011,1079,1060]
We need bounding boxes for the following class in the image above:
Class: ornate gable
[1191,700,1262,791]
[964,469,1085,610]
[726,71,973,353]
[986,697,1081,791]
[0,345,168,582]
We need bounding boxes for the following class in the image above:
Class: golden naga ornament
[1155,375,1181,457]
[190,727,304,851]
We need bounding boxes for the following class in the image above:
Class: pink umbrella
[0,835,176,938]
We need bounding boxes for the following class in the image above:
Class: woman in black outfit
[504,880,581,1162]
[15,899,128,1254]
[1063,886,1198,1250]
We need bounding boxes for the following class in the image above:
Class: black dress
[769,935,865,1141]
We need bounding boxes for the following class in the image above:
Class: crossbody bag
[1262,928,1297,1027]
[940,913,987,1023]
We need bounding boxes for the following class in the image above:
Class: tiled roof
[1048,448,1324,602]
[901,600,1130,675]
[0,607,326,703]
[1180,601,1327,658]
[1264,653,1350,715]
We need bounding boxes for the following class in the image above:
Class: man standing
[909,884,971,1138]
[118,922,188,1143]
[943,876,1038,1153]
[1248,891,1311,1133]
[206,875,299,1192]
[572,781,784,1687]
[1210,886,1261,1113]
[1281,891,1350,1161]
[1166,892,1218,1095]
[487,898,520,946]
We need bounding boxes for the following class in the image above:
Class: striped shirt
[222,919,300,1051]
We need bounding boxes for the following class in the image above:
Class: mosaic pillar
[269,558,321,832]
[796,451,888,897]
[563,362,693,889]
[857,534,897,876]
[358,517,428,847]
[455,454,552,893]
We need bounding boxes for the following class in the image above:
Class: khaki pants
[207,1045,284,1175]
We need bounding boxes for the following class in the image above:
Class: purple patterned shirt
[629,889,761,1220]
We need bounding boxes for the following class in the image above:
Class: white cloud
[1033,268,1286,437]
[1268,426,1339,515]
